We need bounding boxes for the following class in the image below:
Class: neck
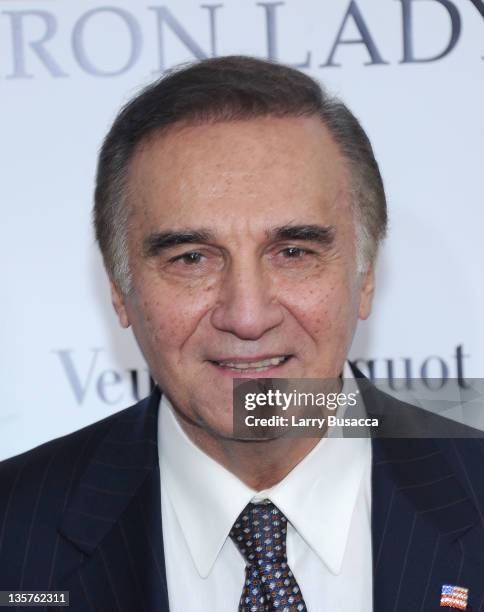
[176,417,321,490]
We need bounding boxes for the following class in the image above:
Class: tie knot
[230,501,288,566]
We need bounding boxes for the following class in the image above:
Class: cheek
[281,276,357,340]
[128,281,216,357]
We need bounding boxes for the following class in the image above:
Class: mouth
[209,355,292,375]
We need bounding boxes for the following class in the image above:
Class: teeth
[217,356,286,370]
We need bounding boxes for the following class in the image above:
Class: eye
[171,251,204,265]
[281,246,309,258]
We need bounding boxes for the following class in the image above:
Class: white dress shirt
[158,364,373,611]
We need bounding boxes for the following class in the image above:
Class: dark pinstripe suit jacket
[1,382,484,612]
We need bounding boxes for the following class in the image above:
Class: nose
[210,259,284,340]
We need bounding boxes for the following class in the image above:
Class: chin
[201,408,235,437]
[182,393,233,435]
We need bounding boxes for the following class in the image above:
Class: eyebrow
[143,229,215,257]
[268,224,336,245]
[142,224,336,257]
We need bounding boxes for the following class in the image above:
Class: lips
[211,355,290,372]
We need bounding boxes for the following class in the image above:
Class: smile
[212,355,290,372]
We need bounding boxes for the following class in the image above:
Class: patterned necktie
[229,501,307,612]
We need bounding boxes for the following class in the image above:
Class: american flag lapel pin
[440,584,469,610]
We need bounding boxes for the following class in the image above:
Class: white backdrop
[1,0,483,460]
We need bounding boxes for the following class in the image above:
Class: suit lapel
[52,370,484,611]
[56,388,170,612]
[372,435,484,611]
[350,364,484,610]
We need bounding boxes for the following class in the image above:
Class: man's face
[111,115,374,437]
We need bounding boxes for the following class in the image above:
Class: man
[1,56,483,612]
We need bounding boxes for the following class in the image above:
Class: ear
[110,280,131,328]
[358,267,375,321]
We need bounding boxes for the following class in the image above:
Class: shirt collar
[158,362,369,578]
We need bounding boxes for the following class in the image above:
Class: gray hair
[94,56,387,294]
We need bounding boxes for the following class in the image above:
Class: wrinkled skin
[110,115,374,484]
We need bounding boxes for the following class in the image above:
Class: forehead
[126,115,351,231]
